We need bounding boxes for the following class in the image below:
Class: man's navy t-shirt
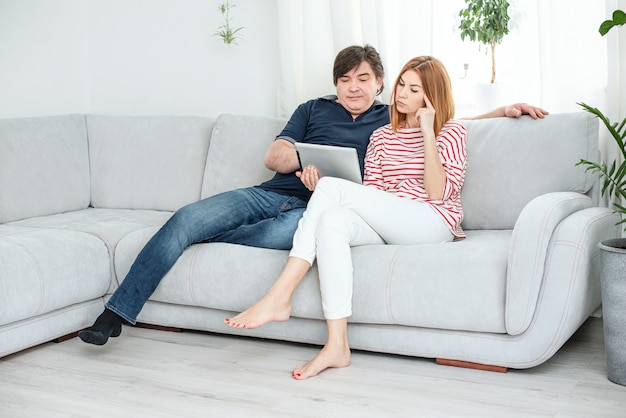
[255,95,389,202]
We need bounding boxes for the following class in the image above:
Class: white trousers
[290,177,453,319]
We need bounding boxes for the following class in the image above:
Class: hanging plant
[214,0,244,45]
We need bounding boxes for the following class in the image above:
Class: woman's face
[394,70,425,116]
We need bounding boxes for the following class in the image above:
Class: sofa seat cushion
[115,228,510,334]
[7,208,172,253]
[114,228,293,310]
[349,230,510,333]
[7,208,174,288]
[0,226,110,326]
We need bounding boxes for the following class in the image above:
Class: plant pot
[472,83,512,114]
[598,238,626,386]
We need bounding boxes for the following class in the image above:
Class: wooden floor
[1,317,625,417]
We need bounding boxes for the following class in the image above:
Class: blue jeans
[106,187,307,324]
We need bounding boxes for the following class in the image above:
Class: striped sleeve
[363,125,387,190]
[437,121,467,201]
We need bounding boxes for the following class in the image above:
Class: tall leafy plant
[458,0,510,84]
[577,9,626,230]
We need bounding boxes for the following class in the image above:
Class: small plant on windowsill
[214,0,244,46]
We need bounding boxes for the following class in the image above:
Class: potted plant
[458,0,511,84]
[458,0,511,112]
[577,8,626,387]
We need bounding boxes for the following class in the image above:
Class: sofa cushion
[461,112,598,230]
[114,228,510,334]
[201,113,287,198]
[0,226,110,326]
[7,208,173,288]
[87,115,215,211]
[7,208,172,254]
[0,114,90,223]
[351,230,510,333]
[114,228,293,312]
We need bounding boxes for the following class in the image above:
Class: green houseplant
[578,9,626,227]
[214,0,244,45]
[577,102,626,227]
[458,0,510,84]
[577,9,626,387]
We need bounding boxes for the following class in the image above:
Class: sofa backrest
[87,115,215,211]
[199,112,599,231]
[0,111,599,228]
[460,112,598,230]
[201,113,288,199]
[0,114,91,223]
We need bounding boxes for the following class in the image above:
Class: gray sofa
[0,111,620,370]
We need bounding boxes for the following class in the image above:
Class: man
[79,44,547,346]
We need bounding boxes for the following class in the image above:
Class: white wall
[2,0,624,120]
[0,0,279,118]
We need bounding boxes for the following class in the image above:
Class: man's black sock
[78,308,123,346]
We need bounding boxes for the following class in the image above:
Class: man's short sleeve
[276,100,314,143]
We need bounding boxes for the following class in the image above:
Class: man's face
[335,61,382,118]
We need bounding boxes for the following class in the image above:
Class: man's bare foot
[291,343,351,380]
[224,296,291,329]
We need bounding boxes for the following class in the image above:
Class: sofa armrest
[506,192,592,335]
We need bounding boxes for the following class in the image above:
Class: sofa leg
[51,323,182,343]
[51,331,80,343]
[436,358,507,373]
[135,322,182,333]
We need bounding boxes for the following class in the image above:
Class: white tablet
[295,142,363,184]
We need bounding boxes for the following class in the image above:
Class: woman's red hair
[389,56,455,135]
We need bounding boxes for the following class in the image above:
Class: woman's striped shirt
[363,120,467,237]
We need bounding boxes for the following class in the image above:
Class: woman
[225,56,466,379]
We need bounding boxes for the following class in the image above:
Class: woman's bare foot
[226,256,311,329]
[224,296,291,329]
[291,343,351,380]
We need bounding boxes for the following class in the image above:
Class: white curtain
[275,0,436,117]
[275,0,613,120]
